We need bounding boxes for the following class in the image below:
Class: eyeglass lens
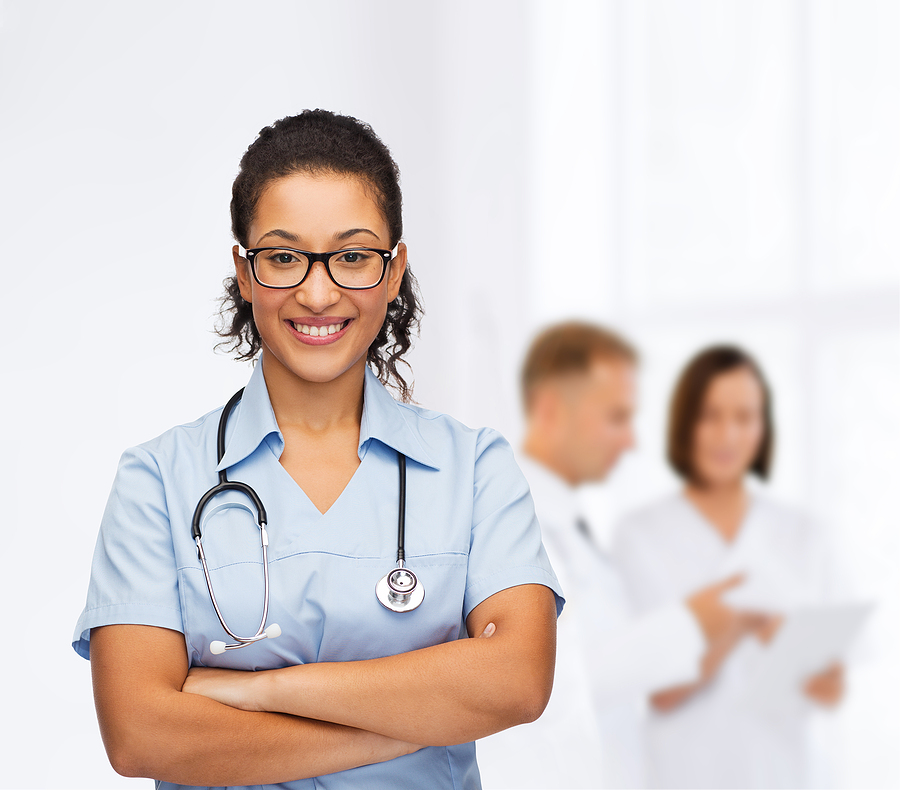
[253,248,385,288]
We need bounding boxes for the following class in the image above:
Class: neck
[522,429,578,487]
[684,478,748,542]
[261,350,366,434]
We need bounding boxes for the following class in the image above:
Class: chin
[696,469,746,489]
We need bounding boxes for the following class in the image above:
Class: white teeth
[293,321,344,336]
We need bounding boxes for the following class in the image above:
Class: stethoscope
[192,388,425,655]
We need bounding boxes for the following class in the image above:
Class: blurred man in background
[478,322,752,789]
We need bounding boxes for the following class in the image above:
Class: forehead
[250,172,388,242]
[586,356,635,385]
[575,357,636,403]
[704,366,764,405]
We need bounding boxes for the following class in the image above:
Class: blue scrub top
[73,363,564,790]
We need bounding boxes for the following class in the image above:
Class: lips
[286,318,352,345]
[291,320,348,337]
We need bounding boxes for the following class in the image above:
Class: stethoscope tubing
[192,388,275,651]
[194,388,424,653]
[196,533,273,645]
[396,452,406,565]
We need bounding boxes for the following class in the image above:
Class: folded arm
[90,625,419,786]
[184,583,558,746]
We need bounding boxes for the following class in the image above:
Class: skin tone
[90,172,558,785]
[523,357,638,486]
[651,365,844,712]
[232,172,406,514]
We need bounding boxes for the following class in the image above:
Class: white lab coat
[477,457,705,789]
[613,491,844,789]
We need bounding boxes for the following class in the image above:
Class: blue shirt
[73,363,563,790]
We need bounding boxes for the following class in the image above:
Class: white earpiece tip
[265,623,282,639]
[210,640,227,655]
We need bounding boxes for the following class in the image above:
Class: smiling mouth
[290,319,350,337]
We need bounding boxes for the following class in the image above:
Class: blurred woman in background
[613,345,845,789]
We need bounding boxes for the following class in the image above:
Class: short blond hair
[521,321,637,411]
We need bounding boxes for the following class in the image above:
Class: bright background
[0,1,896,788]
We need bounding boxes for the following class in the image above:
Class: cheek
[358,292,388,331]
[740,419,765,454]
[694,421,716,453]
[250,290,284,324]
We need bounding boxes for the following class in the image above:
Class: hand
[650,685,694,713]
[686,575,746,645]
[749,614,783,645]
[183,666,265,712]
[804,663,845,707]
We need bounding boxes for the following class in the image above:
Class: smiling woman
[72,110,562,790]
[233,172,407,395]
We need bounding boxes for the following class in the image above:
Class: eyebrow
[334,227,381,243]
[256,229,301,245]
[256,227,382,246]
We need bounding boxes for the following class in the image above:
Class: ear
[233,245,253,303]
[385,242,408,301]
[530,385,560,428]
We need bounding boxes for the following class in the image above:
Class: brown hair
[521,321,637,411]
[667,345,774,482]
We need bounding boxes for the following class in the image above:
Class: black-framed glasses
[242,245,398,290]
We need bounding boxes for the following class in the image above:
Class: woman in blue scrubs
[73,110,562,789]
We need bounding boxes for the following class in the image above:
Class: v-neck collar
[678,489,758,551]
[216,363,440,473]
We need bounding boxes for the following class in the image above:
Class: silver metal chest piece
[376,566,425,612]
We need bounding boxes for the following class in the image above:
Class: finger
[479,622,496,638]
[715,573,745,591]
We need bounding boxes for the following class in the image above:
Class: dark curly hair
[217,110,422,401]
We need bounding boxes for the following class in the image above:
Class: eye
[263,249,302,266]
[335,249,375,267]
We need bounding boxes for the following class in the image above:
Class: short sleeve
[72,446,184,659]
[462,429,565,620]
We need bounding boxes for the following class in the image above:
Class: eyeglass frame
[240,244,400,290]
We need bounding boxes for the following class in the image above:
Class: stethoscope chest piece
[376,565,425,612]
[375,451,424,613]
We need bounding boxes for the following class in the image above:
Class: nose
[295,261,341,313]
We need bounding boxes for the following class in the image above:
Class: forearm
[649,622,747,712]
[650,682,700,712]
[196,585,557,746]
[111,689,410,784]
[92,626,414,786]
[265,635,542,745]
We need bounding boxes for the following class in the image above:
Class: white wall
[528,2,899,788]
[0,1,896,787]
